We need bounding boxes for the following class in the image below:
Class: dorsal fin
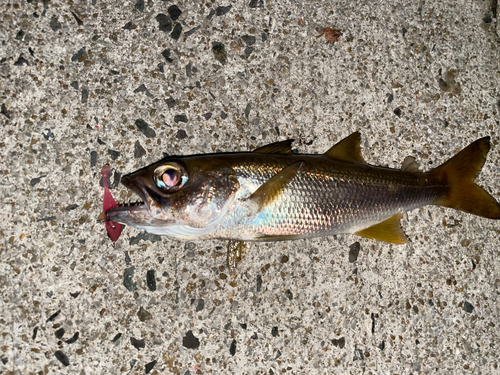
[253,140,294,155]
[354,213,407,244]
[324,132,365,163]
[247,161,303,213]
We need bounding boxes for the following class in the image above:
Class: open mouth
[101,164,169,240]
[104,170,150,216]
[101,164,154,240]
[109,200,145,210]
[105,199,148,218]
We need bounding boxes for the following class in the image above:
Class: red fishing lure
[101,164,122,241]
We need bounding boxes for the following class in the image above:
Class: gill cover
[171,166,240,228]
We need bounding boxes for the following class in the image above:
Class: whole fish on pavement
[103,133,500,246]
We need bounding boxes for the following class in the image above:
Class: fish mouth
[107,201,147,213]
[103,162,183,230]
[104,170,174,227]
[105,173,150,221]
[105,199,149,223]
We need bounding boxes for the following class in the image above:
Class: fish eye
[154,163,188,192]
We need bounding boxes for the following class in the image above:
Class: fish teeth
[113,200,144,208]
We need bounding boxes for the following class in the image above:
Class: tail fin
[431,137,500,219]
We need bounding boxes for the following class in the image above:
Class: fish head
[106,157,239,231]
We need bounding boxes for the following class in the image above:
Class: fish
[104,133,500,244]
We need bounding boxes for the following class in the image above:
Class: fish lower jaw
[105,201,148,219]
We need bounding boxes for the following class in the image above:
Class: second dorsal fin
[253,140,295,155]
[324,132,366,163]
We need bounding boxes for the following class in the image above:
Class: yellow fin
[324,132,366,163]
[248,161,303,212]
[431,137,500,219]
[253,140,294,154]
[355,213,407,244]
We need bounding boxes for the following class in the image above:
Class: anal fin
[354,213,407,244]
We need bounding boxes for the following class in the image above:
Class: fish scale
[206,157,444,240]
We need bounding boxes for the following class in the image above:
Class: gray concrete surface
[1,0,500,374]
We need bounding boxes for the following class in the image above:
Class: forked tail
[431,137,500,219]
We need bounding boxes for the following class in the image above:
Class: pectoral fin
[253,140,295,155]
[247,161,303,212]
[324,132,366,163]
[355,213,407,244]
